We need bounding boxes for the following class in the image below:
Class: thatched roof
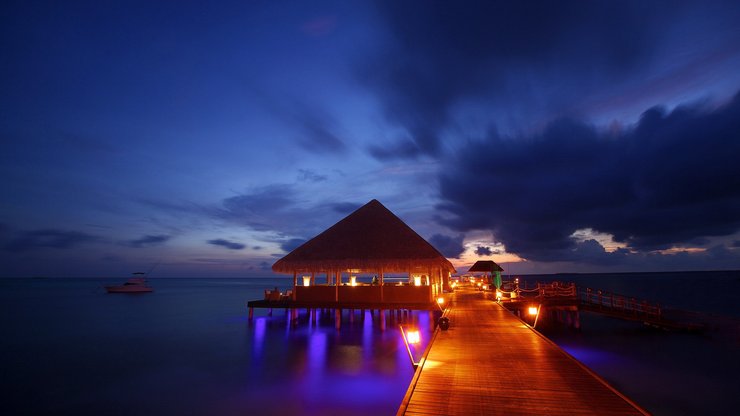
[468,260,504,273]
[272,199,455,274]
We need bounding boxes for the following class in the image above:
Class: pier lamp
[495,289,503,301]
[414,275,422,286]
[350,276,357,286]
[302,276,311,287]
[406,330,421,344]
[436,297,446,311]
[528,305,542,328]
[482,284,488,291]
[400,326,422,369]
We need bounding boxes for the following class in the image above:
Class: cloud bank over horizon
[437,92,740,267]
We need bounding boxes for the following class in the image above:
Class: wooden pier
[397,286,649,416]
[497,281,706,332]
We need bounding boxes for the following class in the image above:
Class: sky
[2,0,740,277]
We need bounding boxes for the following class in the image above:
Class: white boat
[105,273,153,293]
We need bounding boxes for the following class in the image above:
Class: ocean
[1,271,738,415]
[0,277,426,416]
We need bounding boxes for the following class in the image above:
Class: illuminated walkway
[397,286,648,416]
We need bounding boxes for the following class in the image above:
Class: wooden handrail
[578,287,661,319]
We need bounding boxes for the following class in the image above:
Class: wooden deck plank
[398,286,649,416]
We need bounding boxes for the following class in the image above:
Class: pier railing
[579,288,662,320]
[502,282,662,321]
[512,281,577,299]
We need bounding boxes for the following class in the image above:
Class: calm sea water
[1,271,738,415]
[0,277,430,416]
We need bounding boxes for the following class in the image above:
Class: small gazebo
[468,260,505,289]
[272,199,455,305]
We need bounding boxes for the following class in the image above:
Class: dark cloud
[216,184,365,241]
[218,184,300,233]
[5,229,99,252]
[297,169,328,182]
[125,234,170,248]
[208,239,246,250]
[368,138,424,161]
[253,245,263,250]
[294,108,345,153]
[137,198,205,216]
[255,91,346,154]
[359,1,678,160]
[732,241,740,248]
[429,233,465,258]
[280,238,306,253]
[438,92,740,263]
[475,246,493,256]
[248,80,348,153]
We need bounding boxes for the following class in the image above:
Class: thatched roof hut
[468,260,504,273]
[468,260,505,289]
[272,199,455,275]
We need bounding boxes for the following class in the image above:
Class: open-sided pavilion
[271,199,455,307]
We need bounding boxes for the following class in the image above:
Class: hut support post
[379,270,384,302]
[335,271,340,302]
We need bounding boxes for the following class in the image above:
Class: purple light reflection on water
[233,308,429,416]
[559,344,623,367]
[362,310,373,354]
[252,317,267,359]
[307,331,327,372]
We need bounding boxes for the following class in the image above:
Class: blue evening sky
[2,1,740,277]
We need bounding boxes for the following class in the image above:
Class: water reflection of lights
[245,308,429,415]
[308,332,327,371]
[252,310,435,397]
[363,310,373,360]
[561,345,617,366]
[253,317,266,358]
